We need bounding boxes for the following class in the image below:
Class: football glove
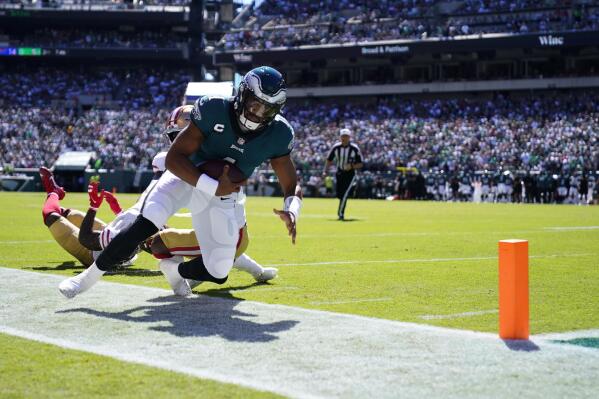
[102,190,122,215]
[88,182,103,210]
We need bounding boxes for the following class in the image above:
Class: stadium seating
[0,63,596,203]
[219,1,599,50]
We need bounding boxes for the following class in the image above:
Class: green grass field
[1,191,598,397]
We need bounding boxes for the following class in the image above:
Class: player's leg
[58,172,192,298]
[41,188,94,267]
[39,167,65,200]
[336,174,347,219]
[58,214,159,298]
[155,225,277,284]
[159,193,239,294]
[47,217,95,267]
[142,171,193,230]
[233,226,277,282]
[64,208,107,230]
[338,174,356,220]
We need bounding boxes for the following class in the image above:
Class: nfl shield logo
[237,137,245,145]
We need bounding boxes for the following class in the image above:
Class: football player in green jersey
[58,66,302,298]
[160,66,301,295]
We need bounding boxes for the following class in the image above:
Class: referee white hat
[339,128,351,137]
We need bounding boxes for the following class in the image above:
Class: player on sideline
[59,66,299,298]
[322,128,363,220]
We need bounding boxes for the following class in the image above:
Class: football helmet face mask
[234,66,286,132]
[164,105,193,143]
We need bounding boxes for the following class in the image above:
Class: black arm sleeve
[78,209,102,251]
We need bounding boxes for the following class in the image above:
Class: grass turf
[1,191,598,397]
[0,333,281,399]
[1,191,598,334]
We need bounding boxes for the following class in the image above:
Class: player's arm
[165,122,205,186]
[271,154,301,244]
[166,122,240,196]
[350,145,363,171]
[79,182,103,251]
[323,160,333,176]
[78,208,103,251]
[322,146,336,176]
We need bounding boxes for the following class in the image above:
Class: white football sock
[59,262,105,298]
[233,253,264,278]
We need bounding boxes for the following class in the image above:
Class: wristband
[284,195,302,222]
[88,207,98,212]
[195,174,219,196]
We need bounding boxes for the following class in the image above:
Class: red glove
[88,182,103,209]
[102,190,122,215]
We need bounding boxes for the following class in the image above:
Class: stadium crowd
[1,0,191,9]
[220,1,598,51]
[0,67,190,110]
[0,66,597,203]
[8,28,187,49]
[0,67,189,170]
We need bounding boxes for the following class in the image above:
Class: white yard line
[0,239,54,245]
[265,253,591,267]
[420,309,498,320]
[174,212,192,217]
[544,226,599,231]
[225,286,300,293]
[0,267,597,399]
[310,297,392,305]
[255,228,599,239]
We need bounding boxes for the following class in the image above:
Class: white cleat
[254,267,278,283]
[187,279,203,290]
[58,263,105,299]
[59,277,81,299]
[159,258,191,296]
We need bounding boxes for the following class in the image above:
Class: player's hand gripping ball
[197,160,245,183]
[197,160,247,196]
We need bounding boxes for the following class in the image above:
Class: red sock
[42,192,61,224]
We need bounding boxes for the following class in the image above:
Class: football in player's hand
[197,160,246,183]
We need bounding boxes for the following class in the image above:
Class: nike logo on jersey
[230,144,244,153]
[214,124,225,133]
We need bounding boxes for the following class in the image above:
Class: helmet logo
[246,72,286,105]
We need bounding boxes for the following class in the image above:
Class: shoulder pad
[274,114,294,134]
[152,152,168,173]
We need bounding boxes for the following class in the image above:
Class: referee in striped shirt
[322,128,363,220]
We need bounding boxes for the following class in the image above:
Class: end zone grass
[1,191,597,334]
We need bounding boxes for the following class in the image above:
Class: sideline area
[1,267,598,398]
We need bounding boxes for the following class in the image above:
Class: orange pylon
[498,239,529,340]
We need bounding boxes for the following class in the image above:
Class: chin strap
[239,110,262,131]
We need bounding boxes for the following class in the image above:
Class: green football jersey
[189,96,294,178]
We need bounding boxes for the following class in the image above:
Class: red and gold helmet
[164,105,194,143]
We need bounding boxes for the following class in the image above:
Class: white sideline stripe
[255,228,599,239]
[310,297,392,305]
[544,226,599,231]
[0,239,54,244]
[1,267,598,399]
[175,212,366,220]
[265,253,591,267]
[420,309,498,320]
[224,286,299,293]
